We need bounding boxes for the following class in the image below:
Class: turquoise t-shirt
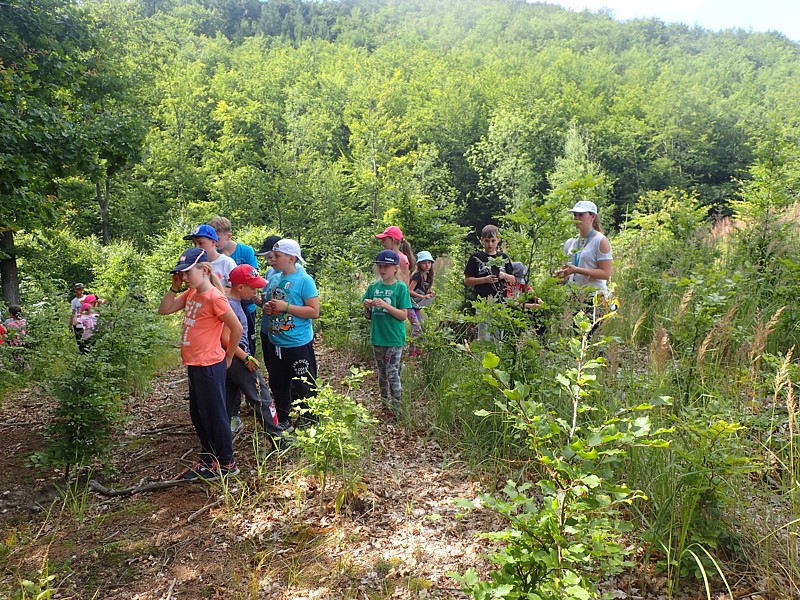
[362,280,412,347]
[260,265,305,335]
[263,269,318,348]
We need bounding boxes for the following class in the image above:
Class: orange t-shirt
[179,287,230,366]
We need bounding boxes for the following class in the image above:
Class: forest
[2,0,800,597]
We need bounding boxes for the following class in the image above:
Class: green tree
[0,0,103,303]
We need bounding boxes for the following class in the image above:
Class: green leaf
[580,474,601,488]
[483,352,500,369]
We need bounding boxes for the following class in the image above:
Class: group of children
[158,218,318,481]
[147,210,606,482]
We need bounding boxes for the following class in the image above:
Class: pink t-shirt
[77,314,97,339]
[179,287,230,366]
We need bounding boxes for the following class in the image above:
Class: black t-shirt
[464,250,513,299]
[410,271,432,296]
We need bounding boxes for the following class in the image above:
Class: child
[183,224,237,290]
[362,249,413,415]
[463,224,516,341]
[375,226,415,285]
[408,250,435,358]
[508,262,542,309]
[158,247,243,481]
[223,264,289,445]
[262,239,320,429]
[70,282,87,343]
[76,302,97,352]
[210,215,259,355]
[4,304,28,347]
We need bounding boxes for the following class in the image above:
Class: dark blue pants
[261,333,317,424]
[187,360,234,467]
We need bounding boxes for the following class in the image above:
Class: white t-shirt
[563,230,613,292]
[210,254,236,288]
[71,295,87,328]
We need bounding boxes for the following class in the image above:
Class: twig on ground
[187,498,223,523]
[136,424,192,436]
[88,479,191,497]
[165,578,177,600]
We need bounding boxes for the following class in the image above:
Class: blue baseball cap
[375,249,400,265]
[183,224,218,242]
[416,251,434,263]
[170,248,208,273]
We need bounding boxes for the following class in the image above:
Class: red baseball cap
[375,226,403,241]
[229,265,267,288]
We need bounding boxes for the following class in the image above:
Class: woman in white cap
[555,200,613,292]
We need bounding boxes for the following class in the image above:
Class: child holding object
[362,249,413,416]
[158,247,243,481]
[261,239,320,430]
[408,250,435,358]
[223,264,290,446]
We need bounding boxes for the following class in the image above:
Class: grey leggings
[373,345,403,408]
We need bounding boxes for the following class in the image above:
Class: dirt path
[0,343,496,599]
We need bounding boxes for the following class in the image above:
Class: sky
[549,0,800,43]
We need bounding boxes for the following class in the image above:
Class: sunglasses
[573,212,588,217]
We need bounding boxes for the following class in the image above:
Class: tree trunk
[97,177,111,244]
[0,229,20,305]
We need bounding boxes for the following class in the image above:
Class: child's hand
[171,273,183,290]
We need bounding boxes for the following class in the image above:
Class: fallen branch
[187,498,223,523]
[88,478,192,497]
[135,424,192,436]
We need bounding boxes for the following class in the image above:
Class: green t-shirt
[362,280,412,347]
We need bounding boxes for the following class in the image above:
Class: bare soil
[0,342,757,599]
[0,344,498,599]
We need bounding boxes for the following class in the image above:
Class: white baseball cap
[273,239,306,265]
[567,201,598,214]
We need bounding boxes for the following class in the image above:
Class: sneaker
[266,431,294,451]
[179,462,239,482]
[278,420,295,434]
[218,462,240,477]
[180,463,219,482]
[230,416,244,434]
